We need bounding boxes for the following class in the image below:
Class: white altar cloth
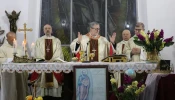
[1,62,157,73]
[0,62,157,100]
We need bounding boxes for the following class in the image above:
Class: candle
[31,42,35,48]
[13,39,17,53]
[22,41,26,56]
[31,42,35,57]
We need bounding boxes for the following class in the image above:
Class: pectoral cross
[92,49,96,55]
[46,47,50,52]
[18,23,33,43]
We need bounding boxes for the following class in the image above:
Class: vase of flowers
[110,75,145,100]
[147,48,158,61]
[133,29,174,62]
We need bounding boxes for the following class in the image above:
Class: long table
[0,62,157,100]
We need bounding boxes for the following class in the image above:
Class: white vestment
[35,35,64,97]
[115,40,128,54]
[0,41,28,100]
[113,40,129,87]
[123,36,147,62]
[70,35,110,61]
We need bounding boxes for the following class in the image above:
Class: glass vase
[147,49,159,62]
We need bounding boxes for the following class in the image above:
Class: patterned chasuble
[89,39,98,61]
[45,39,54,87]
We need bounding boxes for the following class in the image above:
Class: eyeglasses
[135,29,142,32]
[91,27,100,31]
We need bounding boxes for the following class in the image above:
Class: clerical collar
[123,40,128,42]
[86,33,100,39]
[44,35,53,39]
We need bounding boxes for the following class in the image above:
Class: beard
[45,31,51,35]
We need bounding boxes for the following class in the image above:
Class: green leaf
[165,42,174,47]
[134,37,138,40]
[133,40,145,46]
[155,39,163,51]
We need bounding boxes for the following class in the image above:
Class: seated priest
[30,24,64,100]
[123,22,147,62]
[70,21,116,61]
[115,29,131,55]
[113,29,131,87]
[0,32,28,100]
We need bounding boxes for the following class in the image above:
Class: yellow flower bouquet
[110,75,145,100]
[134,29,174,52]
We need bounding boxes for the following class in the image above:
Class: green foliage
[62,46,71,62]
[110,76,145,100]
[165,42,174,47]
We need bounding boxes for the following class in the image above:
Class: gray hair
[89,22,100,28]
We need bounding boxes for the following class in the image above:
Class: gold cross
[18,23,32,43]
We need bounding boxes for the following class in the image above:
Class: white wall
[137,0,148,31]
[0,0,41,47]
[147,0,175,66]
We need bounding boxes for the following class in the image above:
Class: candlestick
[13,39,17,54]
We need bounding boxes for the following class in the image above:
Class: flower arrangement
[133,29,174,52]
[110,75,145,100]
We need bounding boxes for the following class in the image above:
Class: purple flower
[118,86,124,93]
[158,29,164,38]
[124,75,132,84]
[137,81,144,87]
[164,36,174,43]
[150,32,154,41]
[137,34,145,41]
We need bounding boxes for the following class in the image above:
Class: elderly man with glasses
[70,21,116,61]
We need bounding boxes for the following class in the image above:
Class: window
[41,0,137,61]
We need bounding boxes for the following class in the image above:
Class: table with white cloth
[1,62,157,73]
[0,62,157,100]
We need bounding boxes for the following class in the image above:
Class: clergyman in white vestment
[0,32,28,100]
[70,21,116,62]
[123,22,147,62]
[33,24,64,100]
[115,29,131,55]
[114,29,131,87]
